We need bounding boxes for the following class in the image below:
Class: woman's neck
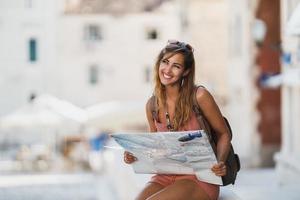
[165,85,180,102]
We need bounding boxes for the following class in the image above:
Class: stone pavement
[1,147,300,200]
[0,168,299,200]
[223,168,300,200]
[0,173,118,200]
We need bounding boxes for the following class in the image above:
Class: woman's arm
[196,87,231,174]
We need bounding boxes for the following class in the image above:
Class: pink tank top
[154,112,201,132]
[152,111,220,200]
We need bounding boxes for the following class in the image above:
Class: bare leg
[135,182,165,200]
[146,179,211,200]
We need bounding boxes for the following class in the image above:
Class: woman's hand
[211,161,226,176]
[124,151,137,164]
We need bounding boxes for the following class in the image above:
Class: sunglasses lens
[167,39,179,45]
[166,40,193,52]
[186,44,193,51]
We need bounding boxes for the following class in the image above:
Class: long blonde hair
[153,41,195,130]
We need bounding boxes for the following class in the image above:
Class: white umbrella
[0,94,87,135]
[34,94,87,124]
[85,101,146,132]
[0,105,63,129]
[0,103,64,158]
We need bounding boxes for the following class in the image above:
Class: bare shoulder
[196,86,214,104]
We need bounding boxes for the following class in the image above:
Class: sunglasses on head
[167,39,194,52]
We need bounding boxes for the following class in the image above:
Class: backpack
[149,87,241,186]
[192,86,240,186]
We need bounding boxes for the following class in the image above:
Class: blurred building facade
[0,0,286,169]
[225,0,262,167]
[255,0,281,167]
[185,0,263,167]
[0,0,61,116]
[163,0,263,168]
[59,0,181,106]
[0,0,181,114]
[275,0,300,185]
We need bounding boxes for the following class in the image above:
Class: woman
[124,40,231,200]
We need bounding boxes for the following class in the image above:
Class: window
[84,24,102,41]
[89,65,99,85]
[24,0,33,9]
[146,28,158,40]
[28,93,36,102]
[28,38,37,62]
[145,66,152,83]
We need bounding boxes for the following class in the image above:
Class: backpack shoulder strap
[192,85,205,115]
[149,95,159,122]
[192,85,214,142]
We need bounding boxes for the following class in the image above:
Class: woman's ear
[183,69,190,77]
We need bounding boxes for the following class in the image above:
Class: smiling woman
[123,40,231,200]
[158,53,186,86]
[154,40,196,131]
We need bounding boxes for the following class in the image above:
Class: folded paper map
[111,130,222,185]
